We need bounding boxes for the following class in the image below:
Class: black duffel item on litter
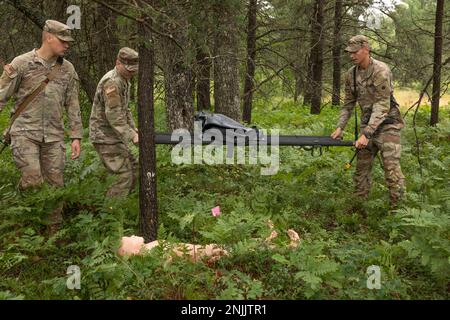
[194,111,261,139]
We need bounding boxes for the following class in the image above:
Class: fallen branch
[90,0,183,50]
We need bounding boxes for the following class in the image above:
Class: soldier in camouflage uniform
[331,35,405,207]
[89,47,139,198]
[0,20,83,230]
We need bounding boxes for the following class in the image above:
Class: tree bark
[137,13,158,242]
[191,0,212,113]
[5,0,45,28]
[213,1,241,121]
[430,0,444,126]
[44,0,67,21]
[158,1,194,131]
[242,0,258,124]
[303,55,312,106]
[161,39,195,131]
[309,0,324,114]
[196,49,211,112]
[332,0,343,107]
[94,4,121,77]
[294,61,304,103]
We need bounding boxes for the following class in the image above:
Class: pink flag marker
[211,206,221,217]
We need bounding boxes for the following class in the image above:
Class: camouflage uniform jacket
[89,67,137,145]
[337,58,404,138]
[0,49,82,142]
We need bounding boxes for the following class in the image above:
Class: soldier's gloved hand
[331,127,343,140]
[132,132,139,145]
[71,139,81,160]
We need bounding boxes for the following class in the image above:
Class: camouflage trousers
[354,128,405,205]
[94,143,138,198]
[11,134,66,225]
[11,135,66,189]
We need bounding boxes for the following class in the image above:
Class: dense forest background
[1,0,449,125]
[0,0,449,300]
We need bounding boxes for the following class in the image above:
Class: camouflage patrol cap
[117,47,139,72]
[344,35,370,53]
[43,20,75,42]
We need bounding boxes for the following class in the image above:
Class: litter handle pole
[154,133,354,147]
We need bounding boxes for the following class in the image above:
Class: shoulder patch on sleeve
[3,64,17,78]
[373,71,391,98]
[105,85,118,96]
[373,70,390,87]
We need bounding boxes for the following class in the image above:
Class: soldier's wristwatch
[363,132,372,139]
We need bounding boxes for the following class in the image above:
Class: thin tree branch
[90,0,182,50]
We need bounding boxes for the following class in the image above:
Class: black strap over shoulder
[0,57,63,153]
[353,66,358,140]
[381,93,401,125]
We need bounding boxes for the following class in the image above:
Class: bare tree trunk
[191,0,212,112]
[68,53,98,102]
[294,63,303,103]
[158,1,194,131]
[137,13,158,242]
[94,4,121,76]
[309,0,324,114]
[44,0,67,21]
[430,0,444,126]
[130,77,136,103]
[161,39,195,131]
[213,1,241,121]
[242,0,258,124]
[303,55,312,106]
[5,0,45,27]
[196,49,211,112]
[332,0,343,107]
